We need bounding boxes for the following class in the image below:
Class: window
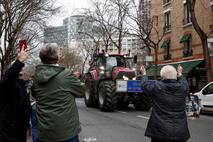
[161,40,171,60]
[164,11,171,32]
[208,38,213,56]
[180,34,192,57]
[163,0,171,5]
[203,83,213,95]
[210,0,213,6]
[183,3,192,25]
[106,56,126,70]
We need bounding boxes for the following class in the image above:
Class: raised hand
[177,64,183,77]
[18,47,28,62]
[140,65,146,75]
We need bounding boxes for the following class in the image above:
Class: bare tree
[0,0,59,76]
[107,0,130,53]
[59,48,83,72]
[127,0,164,79]
[187,0,213,82]
[84,0,130,53]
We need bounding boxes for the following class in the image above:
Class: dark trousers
[151,139,186,142]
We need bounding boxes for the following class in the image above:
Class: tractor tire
[84,75,98,107]
[133,93,152,111]
[98,81,117,112]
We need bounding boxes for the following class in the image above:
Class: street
[76,98,213,142]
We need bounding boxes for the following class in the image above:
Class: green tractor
[84,53,151,112]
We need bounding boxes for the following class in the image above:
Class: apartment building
[63,15,93,47]
[44,15,92,48]
[144,0,213,91]
[44,26,68,47]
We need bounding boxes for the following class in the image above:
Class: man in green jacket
[32,43,85,142]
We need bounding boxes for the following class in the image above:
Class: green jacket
[32,64,85,142]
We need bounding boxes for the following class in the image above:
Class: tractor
[84,52,151,112]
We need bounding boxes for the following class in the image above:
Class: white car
[194,81,213,112]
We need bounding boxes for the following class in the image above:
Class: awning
[180,34,191,43]
[146,60,204,77]
[161,40,170,48]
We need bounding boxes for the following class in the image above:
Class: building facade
[63,15,93,47]
[44,15,92,48]
[144,0,213,92]
[44,25,68,47]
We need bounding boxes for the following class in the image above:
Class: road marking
[188,117,198,120]
[116,111,127,114]
[76,100,84,104]
[83,138,97,142]
[137,115,149,120]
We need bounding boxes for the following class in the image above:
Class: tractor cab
[92,54,135,80]
[84,52,151,112]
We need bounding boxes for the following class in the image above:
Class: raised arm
[67,74,85,98]
[177,64,189,92]
[0,48,28,86]
[140,65,155,95]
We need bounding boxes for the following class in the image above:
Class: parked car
[194,81,213,112]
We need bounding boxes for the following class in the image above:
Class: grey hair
[160,65,177,80]
[39,43,59,64]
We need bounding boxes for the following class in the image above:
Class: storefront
[146,60,206,93]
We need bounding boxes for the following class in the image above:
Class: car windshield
[106,56,126,70]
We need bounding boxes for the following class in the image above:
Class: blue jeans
[31,104,39,142]
[40,135,79,142]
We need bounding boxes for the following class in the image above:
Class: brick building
[143,0,213,92]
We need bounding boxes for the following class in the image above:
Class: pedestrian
[140,64,190,142]
[0,48,32,142]
[189,93,200,118]
[31,43,85,142]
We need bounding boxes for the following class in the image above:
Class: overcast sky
[49,0,91,26]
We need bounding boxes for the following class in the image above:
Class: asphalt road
[76,98,213,142]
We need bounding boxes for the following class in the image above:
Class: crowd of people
[0,43,197,142]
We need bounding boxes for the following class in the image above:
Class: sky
[48,0,91,26]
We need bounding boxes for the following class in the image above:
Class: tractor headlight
[99,66,105,74]
[100,71,105,74]
[99,66,105,70]
[123,75,129,80]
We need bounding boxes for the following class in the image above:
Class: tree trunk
[154,45,158,79]
[188,0,212,82]
[202,39,213,81]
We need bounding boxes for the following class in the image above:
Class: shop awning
[180,34,191,43]
[146,60,204,77]
[161,40,170,48]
